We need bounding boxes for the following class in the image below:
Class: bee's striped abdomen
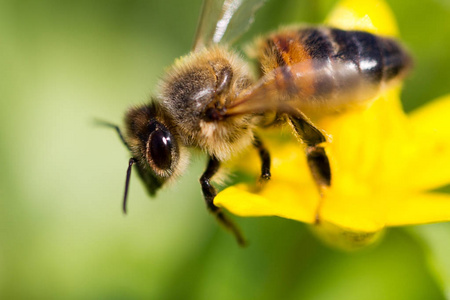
[327,28,410,83]
[257,26,412,110]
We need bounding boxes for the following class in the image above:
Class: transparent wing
[192,0,267,51]
[224,60,377,117]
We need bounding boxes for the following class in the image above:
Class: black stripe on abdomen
[378,37,412,81]
[300,27,334,60]
[329,28,410,84]
[299,28,336,96]
[329,28,360,70]
[351,31,384,83]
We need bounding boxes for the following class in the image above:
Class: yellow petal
[320,191,386,232]
[386,193,450,226]
[403,95,450,191]
[215,180,319,224]
[325,0,399,36]
[319,88,411,191]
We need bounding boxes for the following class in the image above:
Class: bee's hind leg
[289,112,331,223]
[200,156,247,246]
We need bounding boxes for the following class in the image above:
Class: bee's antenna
[95,118,135,213]
[123,158,136,214]
[94,118,129,149]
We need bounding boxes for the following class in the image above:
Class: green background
[1,0,449,299]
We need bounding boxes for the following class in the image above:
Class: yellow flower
[214,0,450,250]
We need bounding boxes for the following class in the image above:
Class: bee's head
[124,102,189,195]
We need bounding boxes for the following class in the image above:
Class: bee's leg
[289,112,331,223]
[200,156,247,246]
[253,135,271,181]
[305,146,331,189]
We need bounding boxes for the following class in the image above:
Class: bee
[105,0,412,245]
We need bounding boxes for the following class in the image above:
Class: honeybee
[105,0,412,245]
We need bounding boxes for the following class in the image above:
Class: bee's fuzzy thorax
[156,45,257,161]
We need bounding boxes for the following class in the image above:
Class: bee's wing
[192,0,266,51]
[225,74,287,116]
[225,60,370,116]
[224,63,308,116]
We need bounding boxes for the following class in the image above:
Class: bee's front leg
[200,156,247,246]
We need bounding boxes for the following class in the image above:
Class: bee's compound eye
[149,129,173,170]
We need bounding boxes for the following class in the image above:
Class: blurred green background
[1,0,450,299]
